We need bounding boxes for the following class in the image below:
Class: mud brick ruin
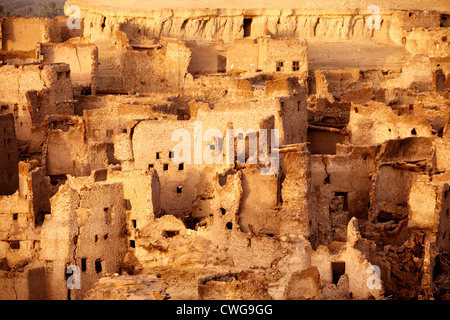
[0,0,449,300]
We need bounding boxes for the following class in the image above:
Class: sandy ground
[71,0,450,12]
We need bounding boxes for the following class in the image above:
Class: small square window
[163,164,169,171]
[179,163,184,171]
[156,152,160,159]
[149,164,154,169]
[210,144,215,150]
[129,240,135,248]
[132,220,137,228]
[81,258,87,272]
[292,61,300,71]
[276,61,284,72]
[177,186,183,194]
[13,213,18,221]
[9,241,20,250]
[169,152,174,159]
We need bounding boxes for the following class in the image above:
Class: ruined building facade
[0,0,449,300]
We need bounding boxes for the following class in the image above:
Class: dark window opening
[210,144,215,150]
[104,233,108,240]
[226,222,233,230]
[81,87,92,96]
[221,208,226,215]
[156,152,160,159]
[104,207,112,225]
[243,18,252,37]
[149,164,154,169]
[266,233,274,238]
[50,175,67,186]
[13,213,18,221]
[129,240,135,248]
[1,105,8,111]
[441,15,450,27]
[332,262,346,285]
[163,164,169,171]
[411,128,417,135]
[124,199,132,210]
[169,152,174,159]
[179,163,184,171]
[95,260,102,273]
[324,176,330,184]
[132,220,137,228]
[443,36,448,42]
[9,241,20,250]
[101,17,106,30]
[81,258,87,272]
[276,61,284,72]
[292,61,300,71]
[177,186,183,194]
[334,192,348,211]
[95,235,98,243]
[162,230,179,238]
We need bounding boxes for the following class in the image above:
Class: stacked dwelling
[0,0,449,300]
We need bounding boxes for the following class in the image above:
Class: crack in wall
[321,154,330,184]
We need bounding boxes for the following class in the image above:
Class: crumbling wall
[44,115,109,177]
[85,274,169,300]
[258,38,308,82]
[0,63,74,142]
[238,167,280,235]
[38,43,98,94]
[405,28,450,59]
[40,177,128,300]
[198,271,272,300]
[279,149,316,241]
[310,144,379,243]
[106,169,161,255]
[226,38,260,72]
[131,120,198,217]
[120,38,191,93]
[1,18,49,52]
[226,38,308,82]
[185,41,219,75]
[348,101,433,146]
